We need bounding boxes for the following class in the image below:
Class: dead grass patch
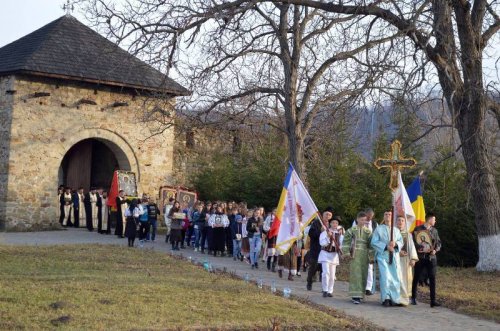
[0,245,381,331]
[336,260,499,322]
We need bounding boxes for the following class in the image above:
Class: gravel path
[1,228,498,331]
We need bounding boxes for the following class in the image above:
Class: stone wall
[172,122,237,186]
[1,75,176,231]
[0,76,15,230]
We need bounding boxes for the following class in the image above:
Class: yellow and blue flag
[269,164,320,254]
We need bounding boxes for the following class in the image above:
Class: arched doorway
[59,138,132,191]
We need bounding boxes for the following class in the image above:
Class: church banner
[393,172,416,231]
[271,164,320,254]
[107,170,138,210]
[159,186,198,213]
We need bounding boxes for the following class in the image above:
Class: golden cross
[374,140,417,190]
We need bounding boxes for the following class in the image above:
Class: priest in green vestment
[371,210,404,306]
[342,211,373,304]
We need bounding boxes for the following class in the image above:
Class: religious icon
[116,171,138,197]
[159,186,178,214]
[178,189,197,208]
[414,229,433,253]
[158,186,198,214]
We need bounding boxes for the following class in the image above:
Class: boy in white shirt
[318,216,344,298]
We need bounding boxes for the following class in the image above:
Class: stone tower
[0,15,188,231]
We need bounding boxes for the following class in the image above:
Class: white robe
[78,193,86,227]
[89,192,98,229]
[399,230,418,305]
[101,197,108,231]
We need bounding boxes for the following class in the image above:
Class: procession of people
[58,187,442,308]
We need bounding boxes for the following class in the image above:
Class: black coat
[307,218,323,259]
[246,217,262,238]
[83,193,92,229]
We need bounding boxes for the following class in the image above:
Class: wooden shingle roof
[0,15,189,95]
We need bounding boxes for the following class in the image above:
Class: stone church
[0,15,189,231]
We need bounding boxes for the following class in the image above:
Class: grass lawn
[0,245,380,331]
[336,261,500,323]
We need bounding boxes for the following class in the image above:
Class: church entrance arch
[57,129,139,192]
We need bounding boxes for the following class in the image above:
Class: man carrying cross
[373,140,416,307]
[371,209,404,306]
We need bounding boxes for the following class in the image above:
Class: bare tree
[83,0,400,177]
[82,0,500,270]
[255,0,500,271]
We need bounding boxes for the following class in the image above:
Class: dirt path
[1,228,497,331]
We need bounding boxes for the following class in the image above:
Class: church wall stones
[0,75,176,231]
[0,76,15,231]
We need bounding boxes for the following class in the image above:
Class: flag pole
[390,189,395,265]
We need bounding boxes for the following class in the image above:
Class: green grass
[0,245,381,331]
[336,260,500,323]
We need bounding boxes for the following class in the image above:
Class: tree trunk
[432,0,500,271]
[288,130,305,177]
[455,99,500,271]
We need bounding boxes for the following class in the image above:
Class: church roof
[0,15,189,95]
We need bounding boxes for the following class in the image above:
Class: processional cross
[374,140,417,264]
[374,140,416,191]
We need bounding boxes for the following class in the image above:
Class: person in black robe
[306,209,332,290]
[115,190,127,238]
[57,185,64,223]
[96,188,103,233]
[72,187,83,228]
[98,191,111,234]
[84,188,98,231]
[226,207,237,257]
[199,202,211,253]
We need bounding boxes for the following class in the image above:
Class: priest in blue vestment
[371,210,404,306]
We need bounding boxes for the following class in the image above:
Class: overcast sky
[0,0,86,47]
[1,0,498,85]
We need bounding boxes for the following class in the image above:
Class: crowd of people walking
[59,188,442,307]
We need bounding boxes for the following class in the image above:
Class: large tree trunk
[434,1,500,271]
[455,98,500,271]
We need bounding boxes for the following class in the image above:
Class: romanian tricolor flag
[269,164,320,254]
[406,175,426,232]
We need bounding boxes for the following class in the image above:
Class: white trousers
[63,205,71,226]
[366,263,374,290]
[321,262,337,294]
